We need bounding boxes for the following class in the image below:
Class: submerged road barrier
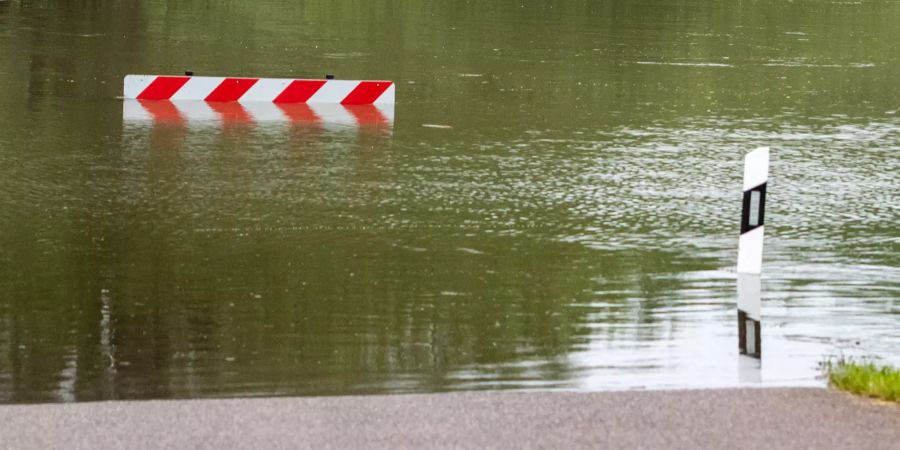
[123,75,395,105]
[737,147,769,358]
[122,74,394,132]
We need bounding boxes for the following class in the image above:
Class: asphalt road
[0,388,897,449]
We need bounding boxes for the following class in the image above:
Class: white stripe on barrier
[307,80,359,104]
[123,75,156,100]
[240,79,292,103]
[373,84,396,105]
[170,77,225,101]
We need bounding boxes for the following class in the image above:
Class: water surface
[0,0,898,402]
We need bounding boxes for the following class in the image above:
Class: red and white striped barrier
[123,75,395,105]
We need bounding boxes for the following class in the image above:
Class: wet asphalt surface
[0,388,897,449]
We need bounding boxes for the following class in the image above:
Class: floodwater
[0,0,897,402]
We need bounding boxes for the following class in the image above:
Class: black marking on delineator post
[740,183,766,235]
[737,147,769,359]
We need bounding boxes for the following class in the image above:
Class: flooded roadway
[0,0,897,402]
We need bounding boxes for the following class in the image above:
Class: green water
[0,0,898,402]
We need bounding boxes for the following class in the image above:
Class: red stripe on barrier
[341,81,391,105]
[205,78,259,102]
[137,76,190,100]
[274,80,327,103]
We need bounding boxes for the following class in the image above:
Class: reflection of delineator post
[737,273,761,357]
[737,147,768,358]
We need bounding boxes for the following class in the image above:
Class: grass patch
[824,359,900,403]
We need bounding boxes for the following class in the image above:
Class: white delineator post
[737,147,769,358]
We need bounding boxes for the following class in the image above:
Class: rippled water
[0,0,898,402]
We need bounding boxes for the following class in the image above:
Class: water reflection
[123,100,394,132]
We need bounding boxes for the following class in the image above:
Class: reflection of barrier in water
[122,100,394,132]
[737,147,769,359]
